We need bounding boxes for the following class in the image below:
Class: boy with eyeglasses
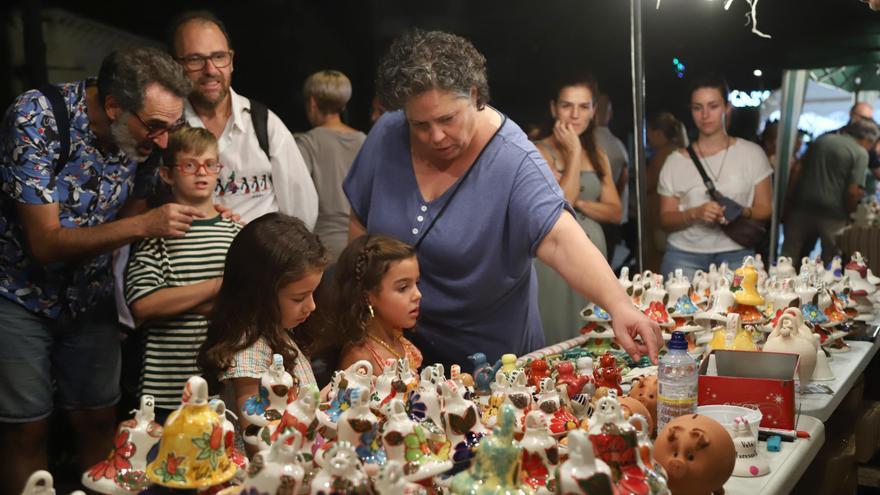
[122,127,242,420]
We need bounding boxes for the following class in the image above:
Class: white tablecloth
[799,338,880,422]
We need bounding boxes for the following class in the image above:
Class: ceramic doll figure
[310,440,371,495]
[408,364,444,428]
[381,398,453,482]
[375,460,429,495]
[653,414,736,495]
[451,364,475,400]
[483,365,515,428]
[263,385,322,460]
[529,358,552,389]
[318,360,375,430]
[520,411,560,492]
[588,393,666,495]
[242,354,295,447]
[337,388,384,465]
[146,376,237,489]
[240,430,305,495]
[592,352,623,396]
[82,395,164,494]
[628,375,658,436]
[575,357,597,400]
[469,352,495,396]
[440,380,487,475]
[450,405,532,495]
[731,417,769,478]
[764,308,818,390]
[555,429,615,495]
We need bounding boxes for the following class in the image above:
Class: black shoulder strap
[685,144,716,196]
[39,84,70,175]
[248,98,270,160]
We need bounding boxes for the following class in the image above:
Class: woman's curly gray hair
[376,29,490,111]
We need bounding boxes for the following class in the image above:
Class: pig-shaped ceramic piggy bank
[654,414,735,495]
[628,375,658,434]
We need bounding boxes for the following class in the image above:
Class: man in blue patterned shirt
[0,47,195,491]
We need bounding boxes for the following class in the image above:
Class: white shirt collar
[183,87,249,132]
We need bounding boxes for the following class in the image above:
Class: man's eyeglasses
[176,51,234,72]
[175,160,224,175]
[133,112,186,139]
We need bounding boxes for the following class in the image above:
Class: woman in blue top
[343,30,660,372]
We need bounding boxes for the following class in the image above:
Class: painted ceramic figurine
[146,376,237,489]
[310,440,371,495]
[763,307,817,389]
[520,411,560,492]
[653,414,735,495]
[441,380,487,475]
[469,352,497,396]
[536,378,579,437]
[592,352,622,396]
[554,429,614,495]
[450,404,532,495]
[628,375,658,436]
[82,395,163,494]
[264,385,322,460]
[241,354,295,446]
[337,388,384,464]
[375,460,429,495]
[381,398,453,482]
[529,358,551,390]
[557,361,591,401]
[238,430,305,495]
[731,417,769,478]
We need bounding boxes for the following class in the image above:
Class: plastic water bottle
[657,331,698,432]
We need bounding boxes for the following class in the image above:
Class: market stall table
[799,337,880,422]
[723,415,825,495]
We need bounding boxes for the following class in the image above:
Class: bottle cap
[668,331,688,350]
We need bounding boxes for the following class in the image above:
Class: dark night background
[3,0,877,141]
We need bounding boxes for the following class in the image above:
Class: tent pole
[630,0,647,272]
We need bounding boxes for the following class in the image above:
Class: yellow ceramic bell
[732,257,765,307]
[708,313,756,351]
[146,376,237,489]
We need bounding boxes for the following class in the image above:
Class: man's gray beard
[110,113,151,162]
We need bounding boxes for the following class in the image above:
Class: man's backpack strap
[249,98,270,160]
[39,84,71,175]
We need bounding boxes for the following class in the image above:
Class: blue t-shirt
[343,110,570,370]
[0,80,153,318]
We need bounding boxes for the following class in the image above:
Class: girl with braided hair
[327,234,423,374]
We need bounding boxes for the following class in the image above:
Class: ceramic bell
[211,399,248,480]
[381,398,453,481]
[318,359,375,428]
[440,380,487,474]
[694,282,735,325]
[556,429,615,495]
[708,313,755,351]
[731,417,769,478]
[238,430,305,495]
[373,358,401,411]
[82,395,163,494]
[264,384,321,460]
[776,257,797,281]
[398,357,419,392]
[519,411,559,492]
[588,392,665,495]
[812,345,836,381]
[337,388,384,464]
[309,440,371,495]
[592,352,622,396]
[146,376,237,489]
[502,369,533,432]
[450,404,532,495]
[535,378,579,436]
[375,460,429,495]
[407,364,444,429]
[764,308,817,389]
[654,414,735,495]
[666,269,690,304]
[242,354,294,446]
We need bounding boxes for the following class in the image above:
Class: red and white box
[698,349,798,430]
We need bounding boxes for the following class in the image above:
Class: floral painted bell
[581,302,612,323]
[146,376,237,489]
[82,395,163,494]
[317,359,375,429]
[694,281,735,325]
[450,404,531,495]
[211,399,248,480]
[556,429,615,495]
[241,354,294,446]
[519,411,559,492]
[381,398,452,482]
[337,388,384,465]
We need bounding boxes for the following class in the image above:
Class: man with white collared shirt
[168,10,318,225]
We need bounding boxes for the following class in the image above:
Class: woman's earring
[368,304,375,319]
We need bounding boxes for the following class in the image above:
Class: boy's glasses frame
[174,160,224,175]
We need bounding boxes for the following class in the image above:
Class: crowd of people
[0,10,878,492]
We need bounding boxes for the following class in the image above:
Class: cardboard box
[698,349,798,429]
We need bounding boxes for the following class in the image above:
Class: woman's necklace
[695,137,731,182]
[367,333,403,360]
